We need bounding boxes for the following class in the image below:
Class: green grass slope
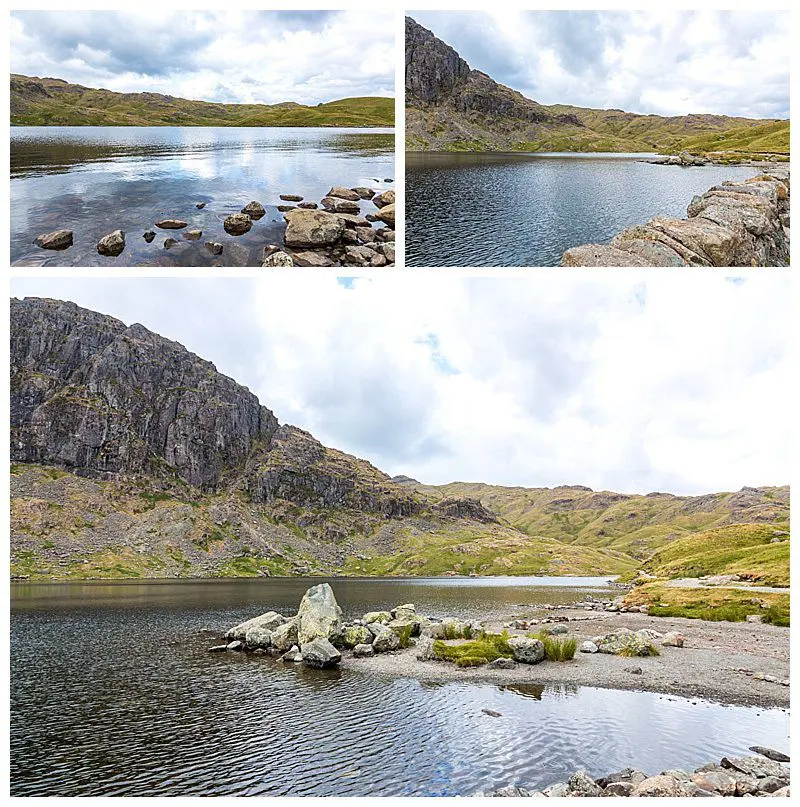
[11,74,394,127]
[671,120,790,156]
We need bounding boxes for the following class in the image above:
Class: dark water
[11,577,788,796]
[406,152,759,266]
[10,126,395,267]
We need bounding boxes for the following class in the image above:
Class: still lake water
[406,152,759,266]
[11,577,788,796]
[10,126,394,267]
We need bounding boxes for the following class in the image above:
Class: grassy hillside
[672,119,790,156]
[10,463,629,580]
[11,74,394,127]
[630,524,789,587]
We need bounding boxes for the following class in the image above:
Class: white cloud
[11,10,395,105]
[411,10,790,119]
[9,275,790,497]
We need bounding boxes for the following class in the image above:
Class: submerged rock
[223,213,252,235]
[97,230,125,257]
[195,202,206,209]
[183,229,202,241]
[164,238,178,249]
[301,637,341,669]
[205,241,223,255]
[155,219,188,229]
[241,201,266,219]
[143,230,156,243]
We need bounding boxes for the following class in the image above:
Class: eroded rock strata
[561,171,790,267]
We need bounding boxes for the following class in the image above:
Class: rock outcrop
[561,171,790,267]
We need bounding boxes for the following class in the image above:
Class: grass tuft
[433,631,513,664]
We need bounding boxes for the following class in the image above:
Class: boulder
[593,628,657,656]
[97,230,125,257]
[374,203,395,228]
[543,783,569,797]
[721,756,790,781]
[244,626,274,649]
[341,625,372,648]
[356,226,376,243]
[298,201,318,209]
[691,769,741,795]
[371,625,401,653]
[758,777,789,794]
[568,771,602,797]
[281,645,303,663]
[550,624,568,635]
[301,638,341,669]
[352,187,376,199]
[182,229,202,240]
[297,583,343,645]
[223,213,252,235]
[288,250,334,267]
[508,636,545,664]
[271,619,300,652]
[392,603,417,620]
[415,637,436,661]
[363,611,392,625]
[327,185,361,201]
[283,209,345,248]
[631,774,691,797]
[749,747,790,763]
[381,243,396,263]
[205,241,223,255]
[662,631,684,647]
[353,643,375,657]
[372,190,395,208]
[344,245,379,266]
[241,201,266,219]
[320,196,361,214]
[580,641,598,654]
[487,657,517,670]
[262,250,294,267]
[280,194,303,202]
[226,611,287,641]
[163,238,178,249]
[155,219,188,229]
[604,781,634,796]
[143,231,156,243]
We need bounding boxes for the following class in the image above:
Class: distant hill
[405,17,788,154]
[10,74,394,127]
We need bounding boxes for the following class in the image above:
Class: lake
[10,126,395,267]
[406,153,760,266]
[10,577,788,796]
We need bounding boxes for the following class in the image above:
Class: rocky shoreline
[32,183,396,268]
[208,584,789,710]
[482,751,790,797]
[561,169,790,266]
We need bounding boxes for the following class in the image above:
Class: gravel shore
[346,607,789,709]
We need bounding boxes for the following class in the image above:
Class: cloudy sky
[10,10,394,104]
[10,275,790,497]
[411,10,790,119]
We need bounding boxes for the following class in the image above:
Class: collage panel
[405,10,790,268]
[5,3,793,803]
[10,10,396,268]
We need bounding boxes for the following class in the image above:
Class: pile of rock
[561,171,790,267]
[649,151,709,167]
[211,584,438,668]
[33,183,396,267]
[481,751,790,797]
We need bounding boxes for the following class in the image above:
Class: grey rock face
[10,298,279,489]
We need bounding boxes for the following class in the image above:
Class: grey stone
[300,637,341,668]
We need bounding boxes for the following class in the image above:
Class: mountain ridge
[10,73,395,127]
[9,297,788,581]
[405,17,788,154]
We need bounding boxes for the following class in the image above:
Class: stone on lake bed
[300,637,341,669]
[143,230,156,242]
[164,238,178,249]
[195,202,206,209]
[155,219,188,229]
[241,201,266,219]
[97,230,126,256]
[183,229,203,240]
[288,250,334,267]
[205,241,223,255]
[327,185,361,201]
[223,213,252,235]
[35,229,73,250]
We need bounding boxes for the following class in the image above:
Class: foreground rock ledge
[560,170,790,267]
[479,751,790,797]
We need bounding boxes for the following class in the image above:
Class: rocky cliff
[405,17,786,154]
[561,170,790,266]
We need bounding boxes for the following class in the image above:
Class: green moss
[139,491,174,510]
[455,655,490,667]
[433,631,513,664]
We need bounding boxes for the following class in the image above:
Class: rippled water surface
[11,126,394,267]
[406,153,759,266]
[11,577,788,796]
